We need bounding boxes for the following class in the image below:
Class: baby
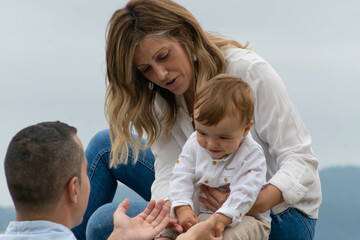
[157,74,271,240]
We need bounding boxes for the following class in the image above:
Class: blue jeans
[72,129,155,240]
[269,208,317,240]
[73,129,317,240]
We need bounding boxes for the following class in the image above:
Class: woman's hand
[247,184,284,215]
[198,184,230,212]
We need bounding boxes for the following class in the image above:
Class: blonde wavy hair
[105,0,248,167]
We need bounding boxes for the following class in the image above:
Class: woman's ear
[66,176,79,203]
[243,120,254,136]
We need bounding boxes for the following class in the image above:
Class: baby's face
[195,112,251,159]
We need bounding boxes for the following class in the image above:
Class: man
[1,121,220,240]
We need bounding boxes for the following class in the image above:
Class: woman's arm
[225,49,319,206]
[247,184,283,215]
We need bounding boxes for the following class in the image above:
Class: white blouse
[151,47,322,219]
[169,131,271,226]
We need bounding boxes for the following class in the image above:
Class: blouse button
[224,177,228,182]
[204,179,209,184]
[176,159,179,163]
[248,170,252,173]
[239,213,242,217]
[212,161,217,165]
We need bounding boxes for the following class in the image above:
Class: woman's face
[133,36,193,95]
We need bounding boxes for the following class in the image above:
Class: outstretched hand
[108,198,170,240]
[176,214,222,240]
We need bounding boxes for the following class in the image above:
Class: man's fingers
[137,199,156,220]
[151,200,170,227]
[151,209,170,234]
[115,198,131,215]
[144,199,165,223]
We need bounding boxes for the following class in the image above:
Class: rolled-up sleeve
[226,51,319,205]
[249,62,318,204]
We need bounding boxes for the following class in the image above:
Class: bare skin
[198,184,283,215]
[108,199,170,240]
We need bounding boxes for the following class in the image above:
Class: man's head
[4,121,90,227]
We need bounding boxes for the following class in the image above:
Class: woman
[72,0,321,239]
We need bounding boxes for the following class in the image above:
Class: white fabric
[169,131,271,226]
[1,220,76,240]
[150,47,322,219]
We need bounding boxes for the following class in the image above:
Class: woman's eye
[143,66,151,74]
[159,52,169,60]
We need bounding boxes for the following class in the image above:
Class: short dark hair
[4,121,84,212]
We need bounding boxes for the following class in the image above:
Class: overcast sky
[1,0,359,207]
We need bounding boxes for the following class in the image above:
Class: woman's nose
[153,65,168,81]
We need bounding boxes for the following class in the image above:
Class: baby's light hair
[194,74,254,127]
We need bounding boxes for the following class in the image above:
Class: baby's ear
[243,120,254,136]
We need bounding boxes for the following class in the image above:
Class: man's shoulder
[1,221,76,240]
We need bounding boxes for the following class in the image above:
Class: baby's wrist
[175,205,192,216]
[216,213,232,227]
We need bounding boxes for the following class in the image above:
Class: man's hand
[175,205,199,232]
[108,198,170,240]
[176,214,222,240]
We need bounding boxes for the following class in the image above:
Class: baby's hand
[175,206,199,232]
[212,213,232,237]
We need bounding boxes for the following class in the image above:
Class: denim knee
[269,208,317,240]
[86,202,117,240]
[86,201,149,240]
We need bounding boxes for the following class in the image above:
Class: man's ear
[66,176,79,203]
[243,120,254,136]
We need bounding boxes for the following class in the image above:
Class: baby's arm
[212,213,232,237]
[175,205,199,232]
[217,141,268,226]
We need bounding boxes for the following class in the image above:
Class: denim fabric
[72,129,155,240]
[86,201,148,240]
[72,129,317,240]
[269,208,317,240]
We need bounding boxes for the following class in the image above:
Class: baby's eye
[197,131,206,136]
[219,136,230,140]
